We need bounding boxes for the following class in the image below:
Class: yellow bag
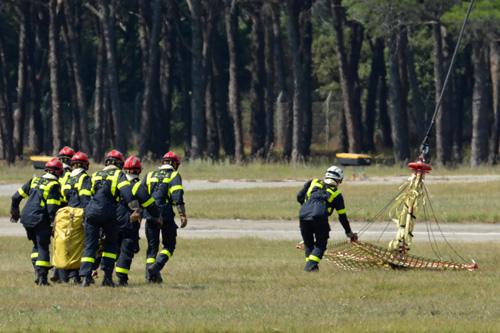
[52,206,85,270]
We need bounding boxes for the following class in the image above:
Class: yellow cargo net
[320,240,477,271]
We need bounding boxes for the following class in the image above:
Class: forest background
[0,0,497,167]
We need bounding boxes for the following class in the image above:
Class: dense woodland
[0,0,498,166]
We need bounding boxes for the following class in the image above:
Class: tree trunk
[203,3,219,161]
[378,62,392,148]
[63,0,91,154]
[158,5,176,158]
[225,0,243,163]
[14,1,30,158]
[285,0,304,163]
[92,13,106,162]
[138,0,151,80]
[397,28,410,151]
[48,0,63,156]
[249,4,266,158]
[139,0,162,158]
[388,33,409,163]
[301,0,312,158]
[0,5,15,163]
[189,0,206,160]
[489,41,500,165]
[331,0,361,153]
[433,24,453,166]
[405,36,425,146]
[101,0,126,153]
[271,3,291,158]
[470,41,489,167]
[263,6,274,158]
[363,38,383,152]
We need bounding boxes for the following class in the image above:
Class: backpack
[52,206,85,270]
[85,170,117,220]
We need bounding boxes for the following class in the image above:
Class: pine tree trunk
[471,41,489,167]
[364,38,383,152]
[225,0,243,163]
[301,0,312,158]
[263,6,274,158]
[92,13,106,162]
[489,41,500,165]
[139,0,162,158]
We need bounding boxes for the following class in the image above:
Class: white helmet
[325,165,344,183]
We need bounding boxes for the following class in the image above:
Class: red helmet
[45,158,63,176]
[58,146,75,163]
[105,149,125,168]
[162,151,181,169]
[124,156,143,174]
[71,151,90,169]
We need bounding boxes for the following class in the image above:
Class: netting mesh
[322,240,477,271]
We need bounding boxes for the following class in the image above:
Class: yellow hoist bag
[52,206,85,270]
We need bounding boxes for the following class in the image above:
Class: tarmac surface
[2,176,500,242]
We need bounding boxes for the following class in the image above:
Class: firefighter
[296,166,358,272]
[79,149,135,287]
[115,156,161,286]
[143,151,188,283]
[58,151,92,284]
[10,158,63,286]
[58,146,76,189]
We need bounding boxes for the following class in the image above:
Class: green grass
[3,181,500,222]
[0,237,498,332]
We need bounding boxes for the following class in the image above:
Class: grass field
[0,237,497,332]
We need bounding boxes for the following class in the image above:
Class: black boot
[34,270,40,284]
[81,276,93,287]
[304,260,319,272]
[50,268,61,283]
[147,264,163,283]
[38,274,51,286]
[71,276,81,285]
[116,278,128,287]
[102,275,115,287]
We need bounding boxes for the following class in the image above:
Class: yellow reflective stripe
[18,188,28,198]
[31,252,39,258]
[306,179,322,200]
[80,189,92,196]
[116,267,130,275]
[308,255,321,263]
[163,171,178,184]
[81,257,95,263]
[328,189,341,203]
[160,249,172,259]
[146,258,156,264]
[110,172,120,197]
[337,208,346,215]
[102,252,117,260]
[40,201,45,207]
[47,199,61,205]
[132,182,141,196]
[117,180,130,190]
[328,207,333,213]
[169,185,183,193]
[35,260,51,267]
[146,172,154,194]
[43,180,59,204]
[142,197,155,208]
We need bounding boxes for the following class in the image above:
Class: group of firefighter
[10,147,187,287]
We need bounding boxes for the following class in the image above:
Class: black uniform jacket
[85,168,134,221]
[116,177,160,232]
[141,168,184,222]
[12,175,62,227]
[61,169,92,208]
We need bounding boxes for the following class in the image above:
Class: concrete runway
[2,218,499,243]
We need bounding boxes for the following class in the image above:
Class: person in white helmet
[296,165,357,272]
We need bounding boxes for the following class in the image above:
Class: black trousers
[79,218,118,278]
[145,219,178,278]
[299,218,330,263]
[25,222,52,277]
[116,228,140,282]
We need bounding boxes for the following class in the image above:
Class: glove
[130,207,143,223]
[179,215,188,228]
[153,216,163,229]
[346,232,358,241]
[10,206,20,223]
